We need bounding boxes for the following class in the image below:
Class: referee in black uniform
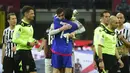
[1,13,17,73]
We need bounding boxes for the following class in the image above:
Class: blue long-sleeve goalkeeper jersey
[51,16,78,56]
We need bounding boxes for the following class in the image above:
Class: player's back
[52,18,78,55]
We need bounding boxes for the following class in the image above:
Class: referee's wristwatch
[27,42,31,46]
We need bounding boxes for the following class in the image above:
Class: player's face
[58,12,64,20]
[26,9,35,21]
[8,15,17,26]
[116,14,125,26]
[102,13,110,24]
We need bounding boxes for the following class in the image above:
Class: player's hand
[11,46,16,52]
[29,41,38,47]
[59,24,72,31]
[118,34,124,40]
[69,32,76,39]
[99,61,104,69]
[94,61,98,69]
[118,59,124,68]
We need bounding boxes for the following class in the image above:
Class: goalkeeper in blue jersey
[46,8,85,73]
[51,8,85,73]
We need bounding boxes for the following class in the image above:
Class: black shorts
[95,54,119,73]
[3,56,16,73]
[14,50,36,73]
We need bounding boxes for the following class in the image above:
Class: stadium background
[0,0,130,73]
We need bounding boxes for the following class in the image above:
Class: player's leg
[51,53,63,73]
[21,50,37,73]
[45,58,52,73]
[2,57,13,73]
[63,56,73,73]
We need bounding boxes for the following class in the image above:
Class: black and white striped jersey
[115,26,130,47]
[2,27,16,58]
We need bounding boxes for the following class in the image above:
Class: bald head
[116,12,125,26]
[116,13,124,17]
[108,15,118,24]
[108,15,119,30]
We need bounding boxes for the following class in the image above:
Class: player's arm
[118,34,130,47]
[115,48,124,68]
[121,38,130,47]
[95,29,104,69]
[49,22,72,36]
[1,30,6,64]
[72,20,85,35]
[115,48,121,60]
[98,33,104,60]
[48,23,62,35]
[1,44,6,64]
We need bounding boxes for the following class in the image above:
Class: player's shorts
[14,50,37,73]
[3,56,16,73]
[51,53,72,68]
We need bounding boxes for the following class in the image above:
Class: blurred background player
[1,13,17,73]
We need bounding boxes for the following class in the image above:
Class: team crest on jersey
[99,29,102,32]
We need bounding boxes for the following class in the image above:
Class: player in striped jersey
[115,12,130,73]
[1,13,17,73]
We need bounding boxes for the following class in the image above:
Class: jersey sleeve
[12,25,28,45]
[93,27,104,47]
[48,23,61,36]
[127,29,130,42]
[72,20,85,34]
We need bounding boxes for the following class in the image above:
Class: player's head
[64,8,73,20]
[116,12,125,26]
[108,15,119,30]
[100,10,110,25]
[56,8,64,20]
[22,6,35,21]
[7,13,17,26]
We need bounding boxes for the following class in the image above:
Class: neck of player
[10,25,15,30]
[23,17,30,24]
[117,24,124,30]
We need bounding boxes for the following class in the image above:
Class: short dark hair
[56,8,64,15]
[64,8,73,20]
[100,10,110,17]
[21,6,34,15]
[7,13,16,20]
